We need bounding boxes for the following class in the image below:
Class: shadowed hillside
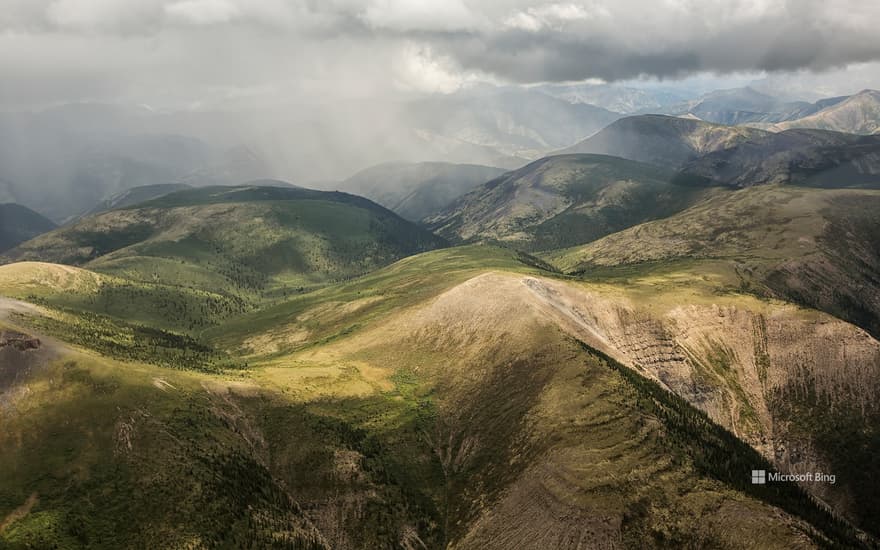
[676,129,880,188]
[0,204,56,253]
[559,115,767,168]
[427,154,708,252]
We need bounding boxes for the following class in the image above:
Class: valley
[2,95,880,549]
[1,245,873,548]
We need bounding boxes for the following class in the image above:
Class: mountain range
[650,87,880,135]
[760,89,880,134]
[2,102,880,548]
[4,86,880,225]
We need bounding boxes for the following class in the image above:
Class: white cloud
[504,3,596,32]
[164,0,241,25]
[361,0,477,32]
[45,0,163,32]
[392,44,465,94]
[2,0,880,109]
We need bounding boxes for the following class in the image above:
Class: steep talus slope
[559,115,767,168]
[0,204,56,253]
[338,162,504,221]
[514,274,880,534]
[426,154,707,251]
[768,90,880,135]
[3,184,446,296]
[677,129,880,188]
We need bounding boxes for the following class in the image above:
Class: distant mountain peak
[559,114,767,168]
[767,88,880,135]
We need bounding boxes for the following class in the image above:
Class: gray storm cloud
[2,0,880,107]
[2,0,880,217]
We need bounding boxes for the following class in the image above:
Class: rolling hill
[558,115,767,168]
[549,184,880,340]
[0,204,57,253]
[676,129,880,188]
[0,245,873,547]
[3,184,446,297]
[337,162,505,221]
[426,154,709,251]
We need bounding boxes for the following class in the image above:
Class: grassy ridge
[547,185,880,339]
[1,233,876,547]
[4,185,447,300]
[206,245,553,355]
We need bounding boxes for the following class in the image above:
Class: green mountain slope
[677,129,880,188]
[549,184,880,340]
[3,184,446,298]
[547,184,880,534]
[0,204,57,253]
[338,162,505,221]
[1,247,870,548]
[559,115,767,168]
[426,154,708,252]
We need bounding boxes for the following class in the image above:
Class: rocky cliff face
[519,274,879,531]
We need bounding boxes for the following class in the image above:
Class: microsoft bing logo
[751,470,766,484]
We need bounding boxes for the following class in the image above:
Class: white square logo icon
[751,470,766,484]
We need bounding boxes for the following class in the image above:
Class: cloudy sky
[3,0,880,109]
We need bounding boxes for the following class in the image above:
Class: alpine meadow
[2,1,880,549]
